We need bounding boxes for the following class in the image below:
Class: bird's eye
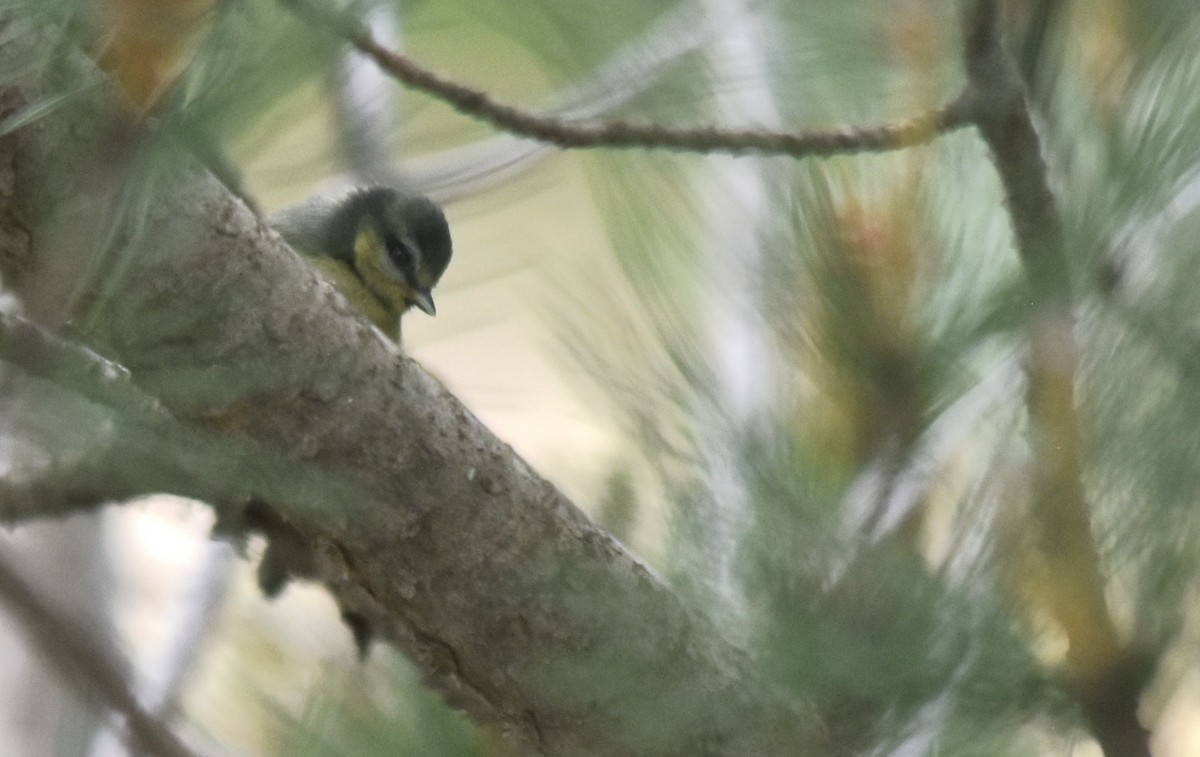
[382,235,418,279]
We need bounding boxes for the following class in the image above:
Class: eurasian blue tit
[268,186,452,341]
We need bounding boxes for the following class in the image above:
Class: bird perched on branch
[252,187,452,655]
[268,186,453,342]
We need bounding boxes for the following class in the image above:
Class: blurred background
[2,0,1200,754]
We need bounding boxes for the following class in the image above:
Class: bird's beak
[411,288,436,316]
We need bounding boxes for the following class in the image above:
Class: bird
[267,186,453,342]
[254,187,452,656]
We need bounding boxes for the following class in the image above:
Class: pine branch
[285,0,973,158]
[0,14,831,756]
[0,312,362,524]
[960,4,1150,756]
[0,552,201,757]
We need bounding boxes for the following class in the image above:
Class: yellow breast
[305,256,401,341]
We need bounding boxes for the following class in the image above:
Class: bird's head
[352,188,453,318]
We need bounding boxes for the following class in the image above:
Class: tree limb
[0,15,830,756]
[960,4,1150,756]
[0,311,364,525]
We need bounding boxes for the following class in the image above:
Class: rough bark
[0,15,828,757]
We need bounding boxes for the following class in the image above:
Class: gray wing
[266,195,343,257]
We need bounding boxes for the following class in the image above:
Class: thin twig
[402,1,715,198]
[287,0,974,158]
[0,313,160,419]
[0,551,201,757]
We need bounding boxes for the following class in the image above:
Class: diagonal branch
[959,4,1150,756]
[0,15,833,756]
[286,0,973,158]
[0,552,200,757]
[0,312,364,524]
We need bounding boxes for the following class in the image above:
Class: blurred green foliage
[8,0,1200,754]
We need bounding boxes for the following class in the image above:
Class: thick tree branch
[960,4,1150,756]
[287,0,973,158]
[0,17,830,757]
[0,312,363,524]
